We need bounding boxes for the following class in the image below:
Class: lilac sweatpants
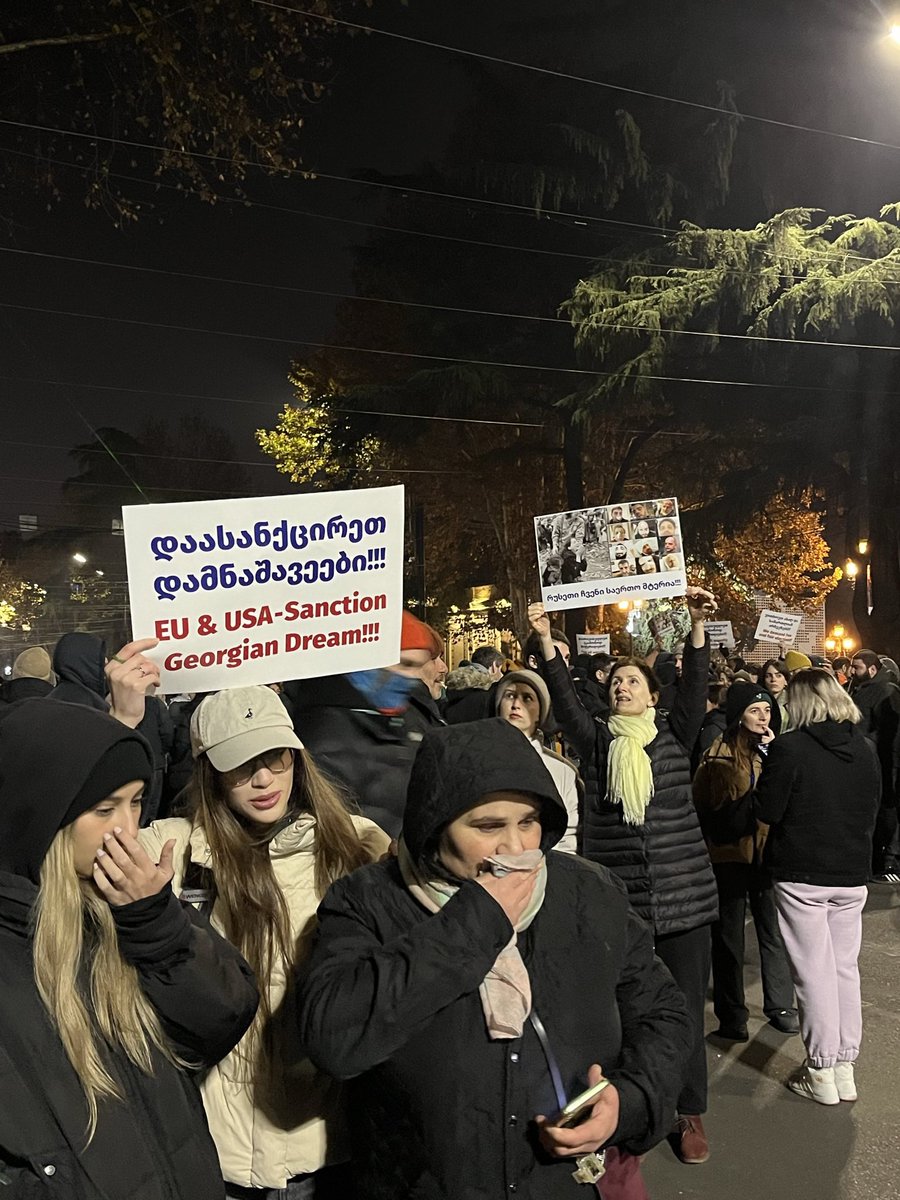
[773,882,867,1069]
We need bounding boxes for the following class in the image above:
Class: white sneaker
[834,1062,857,1102]
[788,1065,840,1105]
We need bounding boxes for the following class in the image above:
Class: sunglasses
[222,747,294,787]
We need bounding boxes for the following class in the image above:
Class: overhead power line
[0,300,601,374]
[0,376,546,428]
[4,293,900,358]
[0,144,617,263]
[0,117,670,237]
[256,0,900,159]
[0,245,568,327]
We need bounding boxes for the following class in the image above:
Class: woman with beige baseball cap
[140,684,389,1199]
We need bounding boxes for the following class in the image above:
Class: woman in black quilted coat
[300,720,692,1200]
[528,591,718,1166]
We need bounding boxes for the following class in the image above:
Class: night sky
[4,0,900,541]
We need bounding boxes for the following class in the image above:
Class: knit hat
[784,650,812,673]
[725,681,781,734]
[0,700,154,884]
[400,610,444,658]
[191,685,303,772]
[12,647,53,682]
[494,669,551,727]
[63,739,154,827]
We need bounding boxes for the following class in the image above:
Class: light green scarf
[397,839,546,1038]
[607,708,659,825]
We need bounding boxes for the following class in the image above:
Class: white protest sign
[123,485,405,692]
[534,497,686,612]
[704,620,735,648]
[576,634,611,656]
[754,609,802,647]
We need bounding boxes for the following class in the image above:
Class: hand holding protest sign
[106,638,161,728]
[123,485,405,692]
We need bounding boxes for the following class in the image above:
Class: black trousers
[710,862,795,1027]
[655,924,712,1116]
[873,802,900,872]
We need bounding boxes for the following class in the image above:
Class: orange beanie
[401,610,443,658]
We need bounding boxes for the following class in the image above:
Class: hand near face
[535,1063,620,1158]
[475,867,540,928]
[93,828,176,907]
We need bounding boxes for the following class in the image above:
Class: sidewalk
[642,886,900,1200]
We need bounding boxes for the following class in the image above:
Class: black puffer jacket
[299,720,692,1200]
[285,674,444,838]
[0,700,259,1200]
[543,640,717,937]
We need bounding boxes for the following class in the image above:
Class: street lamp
[72,552,87,565]
[827,623,854,657]
[857,539,869,556]
[845,559,859,579]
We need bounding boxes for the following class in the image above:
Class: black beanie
[725,681,780,733]
[61,738,153,828]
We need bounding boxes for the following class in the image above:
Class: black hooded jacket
[753,719,880,886]
[0,700,258,1200]
[299,720,691,1200]
[50,631,109,711]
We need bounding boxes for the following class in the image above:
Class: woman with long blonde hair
[0,698,258,1199]
[141,682,390,1200]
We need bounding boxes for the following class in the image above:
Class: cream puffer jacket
[140,812,389,1189]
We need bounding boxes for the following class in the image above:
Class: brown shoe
[674,1114,710,1164]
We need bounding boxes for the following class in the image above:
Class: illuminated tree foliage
[565,205,900,653]
[0,0,370,221]
[256,371,382,489]
[0,563,46,632]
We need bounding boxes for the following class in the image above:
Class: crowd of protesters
[0,600,889,1198]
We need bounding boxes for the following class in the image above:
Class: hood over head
[402,718,567,864]
[800,718,858,762]
[52,631,108,698]
[0,699,153,884]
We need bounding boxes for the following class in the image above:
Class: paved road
[642,886,900,1200]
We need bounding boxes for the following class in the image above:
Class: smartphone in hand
[554,1078,610,1127]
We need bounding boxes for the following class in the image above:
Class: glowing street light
[72,552,87,565]
[827,624,854,657]
[845,559,860,579]
[858,538,869,555]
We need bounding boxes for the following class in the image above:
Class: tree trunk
[856,332,900,657]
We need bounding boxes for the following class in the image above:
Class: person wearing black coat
[283,670,435,838]
[750,670,880,1106]
[528,592,719,1166]
[848,650,900,877]
[50,630,110,710]
[0,699,259,1199]
[299,720,692,1200]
